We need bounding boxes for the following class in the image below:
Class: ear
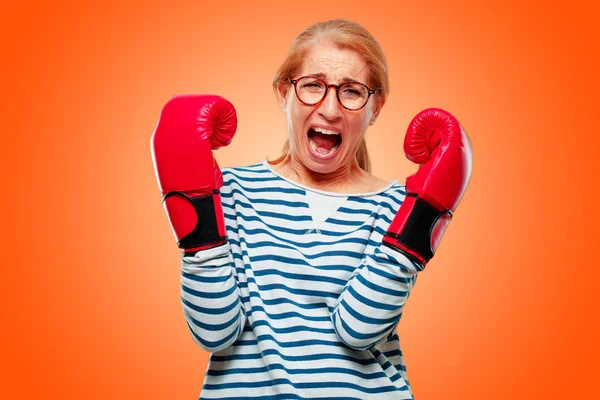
[372,96,385,119]
[276,82,289,112]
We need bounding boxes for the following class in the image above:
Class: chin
[307,164,332,175]
[305,156,339,175]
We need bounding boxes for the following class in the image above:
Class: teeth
[309,138,339,155]
[313,127,340,135]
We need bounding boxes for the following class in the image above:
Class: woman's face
[280,41,379,175]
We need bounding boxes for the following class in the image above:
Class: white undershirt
[304,190,349,226]
[263,160,398,232]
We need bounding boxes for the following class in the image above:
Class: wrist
[383,193,452,269]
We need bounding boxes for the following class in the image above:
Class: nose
[317,87,343,120]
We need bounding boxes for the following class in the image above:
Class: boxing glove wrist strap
[383,193,452,270]
[163,190,227,256]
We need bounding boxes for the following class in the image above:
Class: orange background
[1,0,598,399]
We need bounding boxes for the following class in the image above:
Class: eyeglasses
[289,76,381,111]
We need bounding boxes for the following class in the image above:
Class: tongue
[312,132,337,150]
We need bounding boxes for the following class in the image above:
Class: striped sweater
[180,161,423,399]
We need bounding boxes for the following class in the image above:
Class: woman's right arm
[181,242,246,353]
[150,95,245,352]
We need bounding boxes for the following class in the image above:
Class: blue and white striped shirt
[181,161,422,399]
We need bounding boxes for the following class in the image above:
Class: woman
[152,18,472,400]
[269,20,389,194]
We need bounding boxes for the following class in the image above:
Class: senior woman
[151,19,472,400]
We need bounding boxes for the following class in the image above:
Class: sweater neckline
[262,160,398,198]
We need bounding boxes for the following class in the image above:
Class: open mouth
[307,127,342,157]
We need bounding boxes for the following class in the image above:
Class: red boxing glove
[383,108,473,269]
[151,95,237,255]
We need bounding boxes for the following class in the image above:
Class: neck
[273,153,366,193]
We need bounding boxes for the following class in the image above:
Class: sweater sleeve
[331,244,421,350]
[180,239,246,353]
[331,188,422,351]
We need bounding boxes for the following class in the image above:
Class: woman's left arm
[332,108,473,350]
[331,242,421,350]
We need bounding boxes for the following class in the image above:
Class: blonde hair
[269,19,390,173]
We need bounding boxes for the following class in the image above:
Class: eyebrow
[306,72,358,84]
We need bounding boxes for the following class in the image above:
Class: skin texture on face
[275,40,383,193]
